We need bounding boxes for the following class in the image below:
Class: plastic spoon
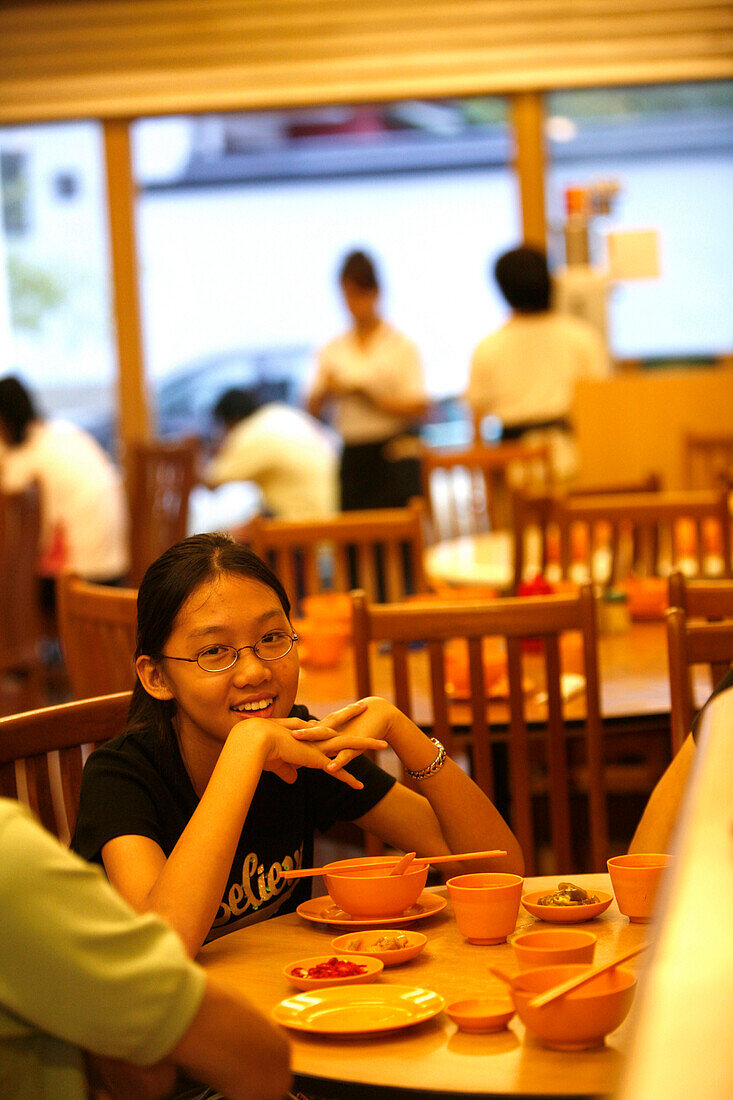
[389,851,416,876]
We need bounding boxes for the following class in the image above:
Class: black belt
[501,417,573,442]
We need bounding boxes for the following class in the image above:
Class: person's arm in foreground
[628,733,696,854]
[101,705,387,955]
[300,697,525,878]
[0,801,290,1100]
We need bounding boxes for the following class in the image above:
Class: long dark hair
[127,532,291,745]
[0,375,38,445]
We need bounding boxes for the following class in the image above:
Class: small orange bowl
[607,853,672,923]
[511,964,636,1051]
[301,592,352,626]
[445,996,515,1033]
[512,929,597,970]
[324,857,429,919]
[284,953,383,991]
[521,890,613,923]
[331,929,427,966]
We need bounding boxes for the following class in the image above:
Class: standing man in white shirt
[466,245,610,480]
[308,249,428,511]
[205,387,339,519]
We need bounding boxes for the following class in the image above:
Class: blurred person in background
[0,375,129,613]
[308,249,428,511]
[205,386,339,519]
[0,796,291,1100]
[465,245,610,480]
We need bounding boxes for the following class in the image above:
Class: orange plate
[521,890,613,923]
[296,892,447,929]
[272,984,445,1035]
[284,953,383,991]
[331,930,427,966]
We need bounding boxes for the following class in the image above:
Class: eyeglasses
[160,631,299,672]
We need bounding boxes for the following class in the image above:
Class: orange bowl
[607,853,672,923]
[301,592,352,626]
[324,857,429,919]
[284,953,383,991]
[294,618,351,668]
[521,890,613,923]
[445,996,515,1033]
[511,964,636,1051]
[512,929,596,970]
[331,929,427,966]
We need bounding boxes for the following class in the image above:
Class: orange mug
[447,872,523,945]
[607,853,672,923]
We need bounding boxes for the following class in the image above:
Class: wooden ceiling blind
[1,0,732,124]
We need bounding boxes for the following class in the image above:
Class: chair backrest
[127,437,198,585]
[352,584,606,874]
[556,488,732,585]
[420,441,552,541]
[684,431,733,489]
[56,574,138,698]
[667,570,733,618]
[0,484,42,708]
[666,607,733,754]
[247,500,428,610]
[0,691,132,842]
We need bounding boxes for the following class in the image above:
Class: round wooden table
[200,873,650,1098]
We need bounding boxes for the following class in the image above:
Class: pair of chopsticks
[280,848,507,880]
[528,942,650,1008]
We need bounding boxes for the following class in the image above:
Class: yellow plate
[272,984,445,1035]
[521,890,613,923]
[296,892,447,928]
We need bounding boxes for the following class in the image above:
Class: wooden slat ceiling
[1,0,732,124]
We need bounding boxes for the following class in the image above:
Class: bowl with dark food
[521,882,613,923]
[284,954,383,991]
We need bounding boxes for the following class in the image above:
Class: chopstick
[527,942,651,1009]
[280,849,507,880]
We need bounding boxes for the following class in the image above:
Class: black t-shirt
[72,704,395,941]
[691,667,733,742]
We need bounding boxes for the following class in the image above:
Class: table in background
[200,873,648,1099]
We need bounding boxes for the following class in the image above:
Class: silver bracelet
[405,738,447,781]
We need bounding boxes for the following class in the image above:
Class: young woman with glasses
[73,533,522,956]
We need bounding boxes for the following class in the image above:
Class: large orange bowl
[511,964,636,1051]
[324,857,429,919]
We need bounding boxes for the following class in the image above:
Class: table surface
[200,873,650,1098]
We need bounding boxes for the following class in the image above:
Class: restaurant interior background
[0,2,731,506]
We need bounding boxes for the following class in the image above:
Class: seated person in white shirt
[0,796,290,1100]
[465,245,610,480]
[205,387,339,520]
[308,249,428,511]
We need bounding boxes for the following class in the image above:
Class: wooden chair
[420,441,552,542]
[684,431,733,489]
[127,437,198,585]
[56,574,138,698]
[666,607,733,754]
[0,483,43,714]
[511,474,663,589]
[352,584,607,874]
[556,488,732,586]
[246,500,428,611]
[667,570,733,618]
[0,691,131,843]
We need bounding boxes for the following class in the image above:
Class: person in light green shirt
[0,798,290,1100]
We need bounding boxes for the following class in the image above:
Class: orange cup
[607,853,672,923]
[447,872,523,945]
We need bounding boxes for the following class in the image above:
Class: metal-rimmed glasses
[159,631,299,672]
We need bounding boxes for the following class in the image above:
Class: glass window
[132,98,515,442]
[0,121,117,448]
[546,82,733,362]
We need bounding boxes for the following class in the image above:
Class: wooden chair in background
[666,606,733,755]
[0,691,131,843]
[56,575,138,698]
[246,500,428,612]
[556,488,732,586]
[0,483,43,715]
[352,584,607,875]
[684,431,733,489]
[420,441,552,542]
[127,437,198,585]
